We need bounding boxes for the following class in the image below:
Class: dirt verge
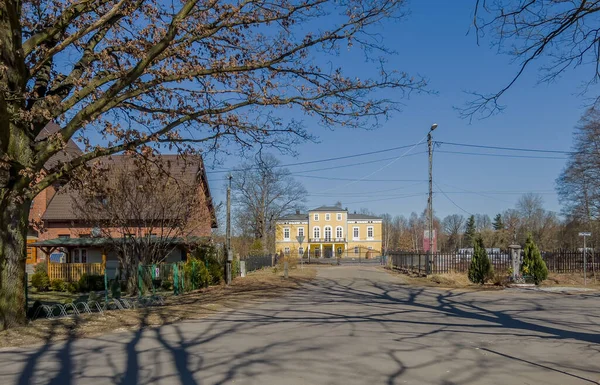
[0,267,316,348]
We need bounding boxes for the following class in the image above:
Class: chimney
[296,209,300,215]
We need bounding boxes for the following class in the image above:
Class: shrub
[161,279,173,291]
[183,261,212,290]
[27,300,46,319]
[78,274,104,292]
[521,234,548,285]
[67,282,80,293]
[34,263,47,274]
[468,237,494,284]
[232,258,240,278]
[50,279,66,292]
[88,291,100,303]
[31,270,50,292]
[110,279,122,299]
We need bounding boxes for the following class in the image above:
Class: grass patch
[2,267,316,348]
[541,273,600,287]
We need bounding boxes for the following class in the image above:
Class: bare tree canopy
[70,155,211,294]
[557,107,600,222]
[0,0,426,327]
[464,0,600,118]
[231,154,306,252]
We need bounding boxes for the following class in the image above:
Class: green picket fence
[137,260,220,296]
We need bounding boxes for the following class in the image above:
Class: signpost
[297,235,305,269]
[579,232,591,285]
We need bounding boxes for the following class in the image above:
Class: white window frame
[337,213,342,221]
[353,227,359,240]
[354,246,359,254]
[324,226,332,240]
[284,227,290,240]
[336,226,343,239]
[367,226,374,240]
[314,213,319,221]
[325,213,330,221]
[313,226,320,239]
[298,227,304,237]
[368,246,373,250]
[284,247,290,255]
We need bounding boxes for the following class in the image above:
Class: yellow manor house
[275,206,382,258]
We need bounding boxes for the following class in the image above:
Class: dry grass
[541,273,600,287]
[0,267,316,348]
[386,268,504,290]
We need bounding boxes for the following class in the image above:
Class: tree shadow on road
[2,267,600,384]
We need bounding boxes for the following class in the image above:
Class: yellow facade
[275,206,382,258]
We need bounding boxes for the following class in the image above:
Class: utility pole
[427,123,438,274]
[226,174,232,285]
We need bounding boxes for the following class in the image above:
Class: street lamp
[427,123,438,272]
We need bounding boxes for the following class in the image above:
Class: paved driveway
[1,267,599,385]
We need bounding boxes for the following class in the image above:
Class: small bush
[110,279,122,299]
[88,291,100,303]
[67,282,80,293]
[183,261,212,290]
[31,271,50,291]
[468,237,494,284]
[232,258,240,278]
[34,263,47,274]
[161,279,173,291]
[521,234,548,285]
[78,274,104,292]
[50,279,66,292]
[27,300,46,319]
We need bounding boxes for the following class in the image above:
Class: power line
[205,142,425,174]
[437,150,568,160]
[341,192,427,205]
[434,182,472,216]
[288,151,426,175]
[294,175,427,182]
[308,181,426,197]
[435,141,573,154]
[317,133,430,193]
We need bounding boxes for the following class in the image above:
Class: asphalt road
[1,266,599,385]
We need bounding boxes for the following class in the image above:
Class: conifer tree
[464,215,476,246]
[468,237,494,284]
[521,234,548,285]
[492,214,504,231]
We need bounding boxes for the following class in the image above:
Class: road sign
[579,232,592,237]
[296,235,305,245]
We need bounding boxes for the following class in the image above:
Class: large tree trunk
[0,0,31,329]
[0,194,29,329]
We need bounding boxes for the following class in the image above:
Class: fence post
[175,263,181,295]
[24,272,28,316]
[151,264,156,295]
[137,263,143,298]
[192,261,196,290]
[180,262,185,293]
[104,267,109,306]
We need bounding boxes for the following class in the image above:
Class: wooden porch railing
[48,262,104,282]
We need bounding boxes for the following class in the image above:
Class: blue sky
[205,1,595,220]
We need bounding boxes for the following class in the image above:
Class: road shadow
[1,266,599,384]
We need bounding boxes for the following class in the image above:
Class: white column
[320,244,323,258]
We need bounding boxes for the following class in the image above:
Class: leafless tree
[464,0,600,118]
[442,214,464,251]
[231,154,306,252]
[0,0,427,326]
[70,157,209,293]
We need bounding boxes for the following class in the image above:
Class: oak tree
[0,0,426,327]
